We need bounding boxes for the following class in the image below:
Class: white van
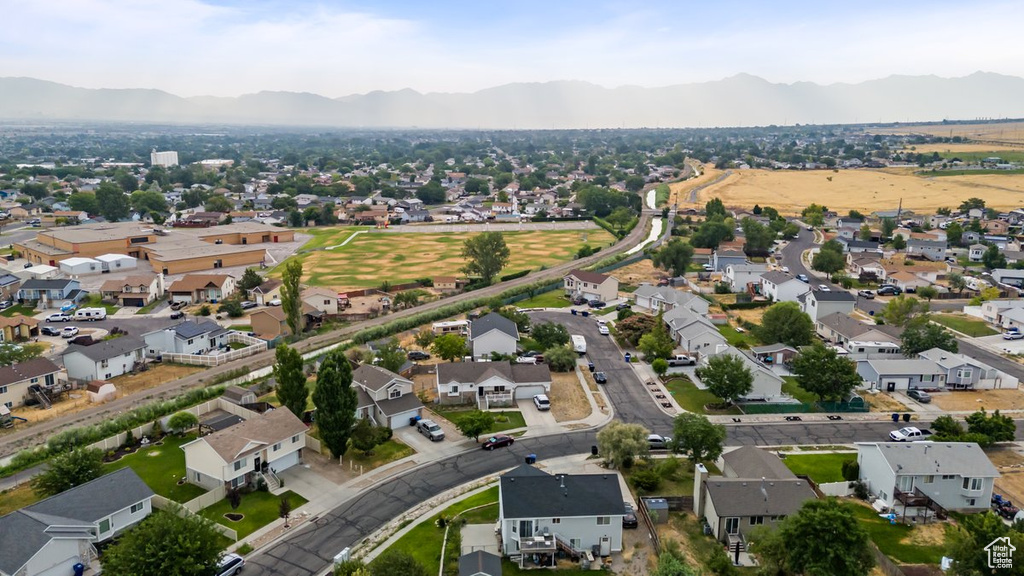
[74,307,107,321]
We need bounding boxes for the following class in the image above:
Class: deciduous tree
[756,301,814,347]
[369,550,430,576]
[432,333,468,362]
[778,499,873,576]
[96,181,129,221]
[167,411,199,435]
[313,349,357,459]
[791,343,861,402]
[461,231,510,284]
[881,295,930,328]
[696,354,753,405]
[671,413,725,462]
[273,344,308,419]
[596,421,650,468]
[983,244,1008,269]
[100,503,224,576]
[901,322,958,355]
[531,321,571,350]
[374,337,406,373]
[638,312,675,360]
[280,259,303,336]
[238,267,264,291]
[31,448,103,497]
[543,345,577,372]
[454,410,495,442]
[652,239,695,277]
[0,342,44,367]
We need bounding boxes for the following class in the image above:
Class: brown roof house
[301,287,339,316]
[352,364,424,428]
[563,269,619,303]
[99,274,165,307]
[249,303,323,340]
[0,357,62,409]
[433,276,460,293]
[181,407,307,490]
[167,274,236,304]
[0,314,39,342]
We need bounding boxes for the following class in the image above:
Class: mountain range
[1,73,1023,129]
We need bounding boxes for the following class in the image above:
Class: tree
[605,206,635,231]
[130,189,168,214]
[596,421,650,468]
[741,217,775,256]
[288,209,303,227]
[68,191,99,215]
[168,411,199,435]
[544,345,577,372]
[374,337,406,373]
[432,333,468,361]
[238,267,264,291]
[778,499,873,576]
[0,342,44,367]
[31,448,103,497]
[792,343,861,402]
[218,300,243,317]
[461,231,510,284]
[671,413,726,462]
[965,409,1016,445]
[350,417,390,455]
[756,302,814,347]
[948,272,967,295]
[614,313,657,346]
[690,219,733,249]
[313,349,357,459]
[652,239,695,277]
[624,175,646,193]
[414,328,435,349]
[638,313,675,360]
[393,290,422,310]
[946,221,963,245]
[705,198,727,219]
[651,358,669,379]
[100,503,224,576]
[801,204,825,227]
[931,414,966,441]
[880,217,896,238]
[858,224,872,241]
[916,285,938,301]
[369,550,430,576]
[280,259,303,336]
[454,410,495,442]
[959,197,986,212]
[532,321,571,349]
[696,354,753,405]
[96,181,129,221]
[415,180,445,204]
[891,234,906,251]
[811,249,845,275]
[901,322,958,355]
[946,511,1024,576]
[21,182,50,200]
[279,495,292,528]
[881,295,930,328]
[781,222,801,239]
[747,525,789,576]
[982,244,1008,269]
[114,169,139,193]
[273,344,308,419]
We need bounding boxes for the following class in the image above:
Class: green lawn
[932,314,998,337]
[662,377,741,415]
[595,305,618,316]
[200,489,307,539]
[227,341,248,350]
[515,289,572,309]
[844,502,949,564]
[436,409,527,434]
[1,304,35,318]
[135,296,167,315]
[386,486,499,572]
[104,434,207,503]
[622,458,721,497]
[934,150,1024,163]
[654,183,671,206]
[718,324,759,348]
[345,438,415,470]
[298,226,370,251]
[83,294,120,315]
[228,324,252,332]
[781,452,856,483]
[782,377,818,404]
[0,484,41,516]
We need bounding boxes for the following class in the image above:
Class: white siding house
[61,336,146,382]
[759,271,810,303]
[143,321,228,356]
[723,263,768,293]
[469,312,520,360]
[699,345,784,400]
[352,364,424,428]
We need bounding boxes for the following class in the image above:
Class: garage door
[514,385,548,400]
[271,450,300,472]
[171,295,192,304]
[883,378,910,392]
[389,408,423,429]
[124,298,145,307]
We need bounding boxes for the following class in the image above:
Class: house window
[449,385,460,396]
[942,475,955,480]
[194,471,201,482]
[597,517,610,525]
[923,476,934,484]
[751,516,765,525]
[101,359,109,368]
[389,388,402,399]
[99,519,110,533]
[570,538,582,550]
[897,476,914,492]
[273,442,282,451]
[967,498,976,506]
[552,518,561,524]
[963,477,983,491]
[130,502,144,514]
[957,368,973,380]
[187,339,194,345]
[3,401,11,409]
[0,385,6,395]
[292,434,300,443]
[233,458,246,471]
[231,476,245,488]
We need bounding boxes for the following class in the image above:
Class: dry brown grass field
[682,167,1024,214]
[667,164,725,205]
[904,142,1024,154]
[872,121,1024,144]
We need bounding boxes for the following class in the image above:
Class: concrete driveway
[974,334,1024,355]
[517,398,560,434]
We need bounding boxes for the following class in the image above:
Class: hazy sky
[2,0,1021,97]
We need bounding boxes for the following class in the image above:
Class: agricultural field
[681,166,1024,213]
[871,121,1024,145]
[277,228,614,290]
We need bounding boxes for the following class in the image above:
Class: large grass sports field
[275,228,615,290]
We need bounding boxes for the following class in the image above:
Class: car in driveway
[781,266,790,273]
[216,553,245,576]
[407,350,431,361]
[482,434,515,450]
[41,326,61,336]
[267,298,282,306]
[0,300,12,310]
[647,434,671,450]
[588,299,606,309]
[61,326,79,338]
[46,313,72,322]
[1004,332,1024,341]
[533,394,551,411]
[857,290,875,299]
[622,502,638,528]
[170,300,187,310]
[240,300,258,310]
[907,389,932,403]
[594,371,607,384]
[416,419,445,441]
[876,285,902,296]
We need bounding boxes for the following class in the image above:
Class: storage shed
[96,253,138,272]
[86,380,117,403]
[59,257,101,275]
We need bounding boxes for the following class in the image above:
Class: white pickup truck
[889,426,933,442]
[666,354,696,367]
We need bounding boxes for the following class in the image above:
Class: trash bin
[591,445,599,456]
[903,413,912,423]
[892,413,900,423]
[525,454,536,465]
[624,353,632,362]
[588,362,595,372]
[581,311,590,317]
[571,309,578,315]
[73,564,85,576]
[410,415,421,426]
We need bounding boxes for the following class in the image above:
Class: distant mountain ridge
[1,73,1023,128]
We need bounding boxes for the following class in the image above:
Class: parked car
[46,313,72,322]
[598,325,610,335]
[702,263,714,271]
[876,285,902,296]
[408,350,431,361]
[516,356,540,364]
[647,434,672,450]
[533,394,551,411]
[616,302,630,310]
[907,389,932,403]
[520,350,541,357]
[170,300,187,310]
[594,371,607,384]
[170,310,185,320]
[240,300,258,310]
[780,266,790,273]
[481,434,515,450]
[818,284,831,292]
[667,354,696,367]
[588,299,606,309]
[267,298,282,306]
[0,300,12,310]
[61,326,79,338]
[858,290,875,299]
[416,419,445,442]
[41,326,61,336]
[216,553,245,576]
[796,274,809,283]
[622,502,638,529]
[1004,332,1024,341]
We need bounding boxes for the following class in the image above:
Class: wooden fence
[159,332,268,367]
[870,542,907,576]
[152,493,238,541]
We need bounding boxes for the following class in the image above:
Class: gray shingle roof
[705,478,816,517]
[63,335,145,362]
[864,358,945,376]
[809,290,856,302]
[500,465,624,519]
[353,364,409,392]
[436,362,550,385]
[761,271,798,285]
[0,512,64,575]
[24,467,154,523]
[860,442,1000,477]
[19,278,76,290]
[816,312,873,338]
[460,551,503,576]
[374,393,424,417]
[566,269,613,285]
[722,446,796,480]
[470,312,519,340]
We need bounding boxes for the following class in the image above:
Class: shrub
[631,468,661,492]
[851,480,869,500]
[714,282,732,294]
[841,460,860,482]
[499,269,531,282]
[198,305,211,316]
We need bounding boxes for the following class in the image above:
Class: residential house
[991,270,1024,289]
[182,407,307,490]
[857,442,997,513]
[16,278,83,306]
[855,358,947,392]
[0,315,39,342]
[633,284,710,314]
[99,274,164,307]
[918,347,1018,389]
[352,364,424,428]
[459,551,502,576]
[301,287,340,316]
[497,464,625,560]
[999,307,1024,331]
[699,345,783,400]
[143,321,228,356]
[0,358,62,409]
[711,248,747,272]
[694,447,816,545]
[980,299,1024,324]
[984,220,1010,235]
[434,276,460,293]
[886,271,932,293]
[469,312,520,360]
[663,306,727,358]
[249,303,323,340]
[0,273,21,301]
[563,270,619,303]
[166,274,236,304]
[62,336,146,381]
[906,239,947,261]
[9,204,42,219]
[749,344,799,366]
[759,272,810,303]
[249,278,283,305]
[799,290,856,322]
[968,244,987,263]
[723,263,768,293]
[0,468,154,576]
[691,247,712,265]
[435,362,551,406]
[837,238,882,254]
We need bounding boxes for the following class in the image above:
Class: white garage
[513,384,550,400]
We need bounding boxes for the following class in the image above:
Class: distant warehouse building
[150,150,179,167]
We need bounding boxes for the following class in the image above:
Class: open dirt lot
[930,388,1024,412]
[903,143,1024,154]
[548,372,591,422]
[860,390,909,413]
[684,167,1024,214]
[279,228,615,291]
[872,121,1024,145]
[615,259,668,287]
